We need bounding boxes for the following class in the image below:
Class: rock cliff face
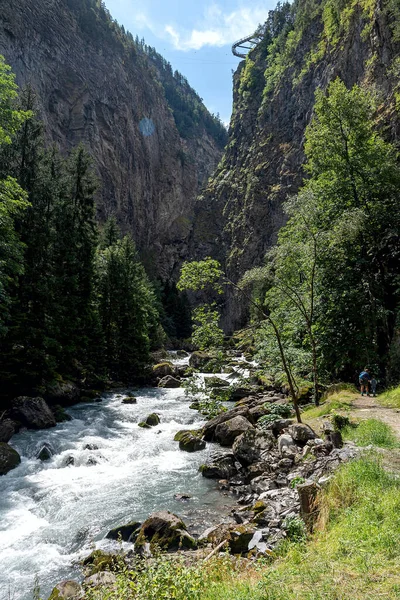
[190,0,400,331]
[0,0,226,278]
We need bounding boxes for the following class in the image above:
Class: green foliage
[0,64,163,397]
[0,55,31,145]
[282,515,307,542]
[258,403,293,428]
[343,418,399,448]
[191,304,224,351]
[96,231,159,379]
[378,385,400,409]
[178,257,224,294]
[331,413,352,431]
[251,78,400,385]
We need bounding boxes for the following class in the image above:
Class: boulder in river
[0,419,16,443]
[51,405,72,423]
[152,362,174,378]
[134,511,196,552]
[204,376,228,388]
[178,432,206,452]
[11,396,56,429]
[48,579,84,599]
[189,351,212,370]
[0,442,21,475]
[141,413,160,427]
[158,375,181,388]
[122,396,137,404]
[106,520,141,542]
[36,443,54,461]
[46,381,81,406]
[214,416,254,447]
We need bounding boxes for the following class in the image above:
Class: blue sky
[104,0,278,126]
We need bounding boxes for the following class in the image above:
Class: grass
[378,385,400,409]
[301,388,356,421]
[79,453,400,600]
[343,418,399,449]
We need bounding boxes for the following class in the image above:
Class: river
[0,356,234,600]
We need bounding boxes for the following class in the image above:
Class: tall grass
[379,385,400,409]
[343,418,399,448]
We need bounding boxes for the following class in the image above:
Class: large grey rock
[288,424,316,445]
[0,419,16,443]
[203,407,252,441]
[232,429,275,466]
[134,511,196,552]
[278,433,297,457]
[0,443,21,475]
[215,416,254,447]
[11,396,56,429]
[199,453,237,479]
[48,580,83,599]
[158,375,181,388]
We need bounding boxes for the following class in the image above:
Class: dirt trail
[349,395,400,439]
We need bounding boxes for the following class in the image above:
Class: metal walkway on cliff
[232,30,264,58]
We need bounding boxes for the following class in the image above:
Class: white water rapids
[0,356,235,600]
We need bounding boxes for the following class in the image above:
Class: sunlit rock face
[0,0,224,279]
[189,1,400,331]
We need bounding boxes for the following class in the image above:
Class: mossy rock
[52,405,72,423]
[204,376,228,388]
[189,402,200,410]
[173,429,202,442]
[48,580,83,600]
[152,362,174,377]
[138,422,151,429]
[122,397,137,404]
[176,432,206,452]
[106,521,141,542]
[134,511,196,552]
[81,550,122,575]
[189,351,212,370]
[145,413,160,426]
[252,500,267,514]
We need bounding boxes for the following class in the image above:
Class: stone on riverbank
[46,381,81,406]
[106,521,141,542]
[233,429,275,466]
[0,442,21,475]
[199,453,237,479]
[48,580,83,600]
[202,407,252,441]
[11,396,56,429]
[179,433,206,452]
[122,396,137,404]
[134,511,196,552]
[214,416,254,447]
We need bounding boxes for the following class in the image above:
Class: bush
[258,404,293,429]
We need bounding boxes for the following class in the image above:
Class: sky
[104,0,278,126]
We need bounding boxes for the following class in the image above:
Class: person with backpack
[359,368,371,396]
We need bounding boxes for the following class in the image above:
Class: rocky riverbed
[0,351,359,600]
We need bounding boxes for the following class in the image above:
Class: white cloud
[165,3,270,51]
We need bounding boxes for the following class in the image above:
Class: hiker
[370,377,377,397]
[359,368,371,396]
